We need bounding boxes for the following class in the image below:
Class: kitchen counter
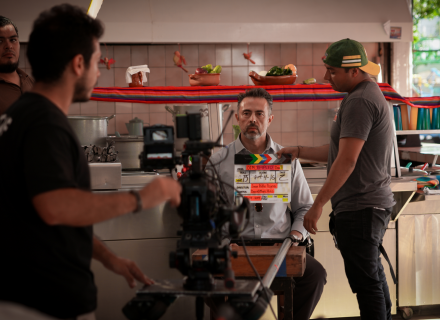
[306,176,417,194]
[91,171,425,320]
[399,143,440,164]
[96,170,418,194]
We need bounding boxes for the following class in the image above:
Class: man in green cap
[277,39,395,320]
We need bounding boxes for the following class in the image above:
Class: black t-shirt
[0,93,97,318]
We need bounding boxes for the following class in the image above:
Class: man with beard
[0,4,181,320]
[0,16,34,115]
[277,39,396,320]
[207,88,326,320]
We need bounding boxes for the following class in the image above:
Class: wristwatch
[129,190,143,213]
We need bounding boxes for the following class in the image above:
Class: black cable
[207,143,230,167]
[201,168,251,232]
[203,154,231,206]
[215,110,235,145]
[240,236,278,320]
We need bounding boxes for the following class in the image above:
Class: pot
[125,117,145,136]
[165,104,231,152]
[68,115,115,147]
[107,135,143,170]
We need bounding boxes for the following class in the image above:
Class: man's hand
[103,255,154,288]
[140,177,182,208]
[276,147,299,159]
[303,205,323,235]
[289,230,303,246]
[93,236,153,288]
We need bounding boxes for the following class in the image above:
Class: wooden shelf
[396,130,440,135]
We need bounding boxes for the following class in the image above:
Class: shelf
[396,130,440,135]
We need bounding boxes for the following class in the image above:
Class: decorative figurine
[243,43,256,64]
[173,44,188,72]
[99,44,115,70]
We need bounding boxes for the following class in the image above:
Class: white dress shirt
[208,134,313,240]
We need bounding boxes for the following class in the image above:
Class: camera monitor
[141,125,175,171]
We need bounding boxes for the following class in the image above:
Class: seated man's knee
[304,255,327,286]
[315,261,327,286]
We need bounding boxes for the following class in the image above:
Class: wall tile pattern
[66,43,375,144]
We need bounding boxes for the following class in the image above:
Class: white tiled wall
[221,101,339,147]
[20,42,377,145]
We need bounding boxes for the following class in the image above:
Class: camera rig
[123,112,294,320]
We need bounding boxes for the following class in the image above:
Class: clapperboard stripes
[234,154,291,164]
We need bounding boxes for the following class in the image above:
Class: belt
[379,244,397,284]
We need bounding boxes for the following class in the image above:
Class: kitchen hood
[4,0,413,43]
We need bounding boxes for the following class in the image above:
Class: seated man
[208,88,326,320]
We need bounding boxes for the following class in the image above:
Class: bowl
[249,71,297,86]
[188,73,220,86]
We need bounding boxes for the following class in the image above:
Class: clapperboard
[234,154,292,203]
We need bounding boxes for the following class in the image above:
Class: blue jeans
[333,207,392,320]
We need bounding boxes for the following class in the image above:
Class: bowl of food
[188,64,222,86]
[249,65,297,86]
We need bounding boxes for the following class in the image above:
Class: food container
[248,71,297,86]
[107,135,143,170]
[416,163,440,174]
[68,115,115,147]
[188,73,220,86]
[125,65,150,87]
[165,105,210,151]
[165,103,230,152]
[432,107,440,129]
[129,72,144,87]
[393,105,402,130]
[417,108,431,130]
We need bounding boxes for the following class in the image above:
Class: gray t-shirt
[328,81,396,214]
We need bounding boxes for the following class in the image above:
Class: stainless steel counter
[306,177,417,194]
[91,172,421,320]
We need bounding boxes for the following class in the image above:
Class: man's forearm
[34,189,139,226]
[92,235,115,265]
[313,156,356,208]
[299,145,329,162]
[33,177,174,226]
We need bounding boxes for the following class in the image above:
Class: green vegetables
[212,65,222,74]
[201,64,222,74]
[303,78,317,84]
[201,64,212,73]
[266,66,293,76]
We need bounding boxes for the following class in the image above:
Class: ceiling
[3,0,413,43]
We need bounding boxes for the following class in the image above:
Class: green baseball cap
[322,38,380,76]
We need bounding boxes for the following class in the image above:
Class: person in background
[277,39,396,320]
[0,16,34,114]
[208,88,326,320]
[0,5,181,320]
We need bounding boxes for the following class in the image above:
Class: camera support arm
[261,236,295,288]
